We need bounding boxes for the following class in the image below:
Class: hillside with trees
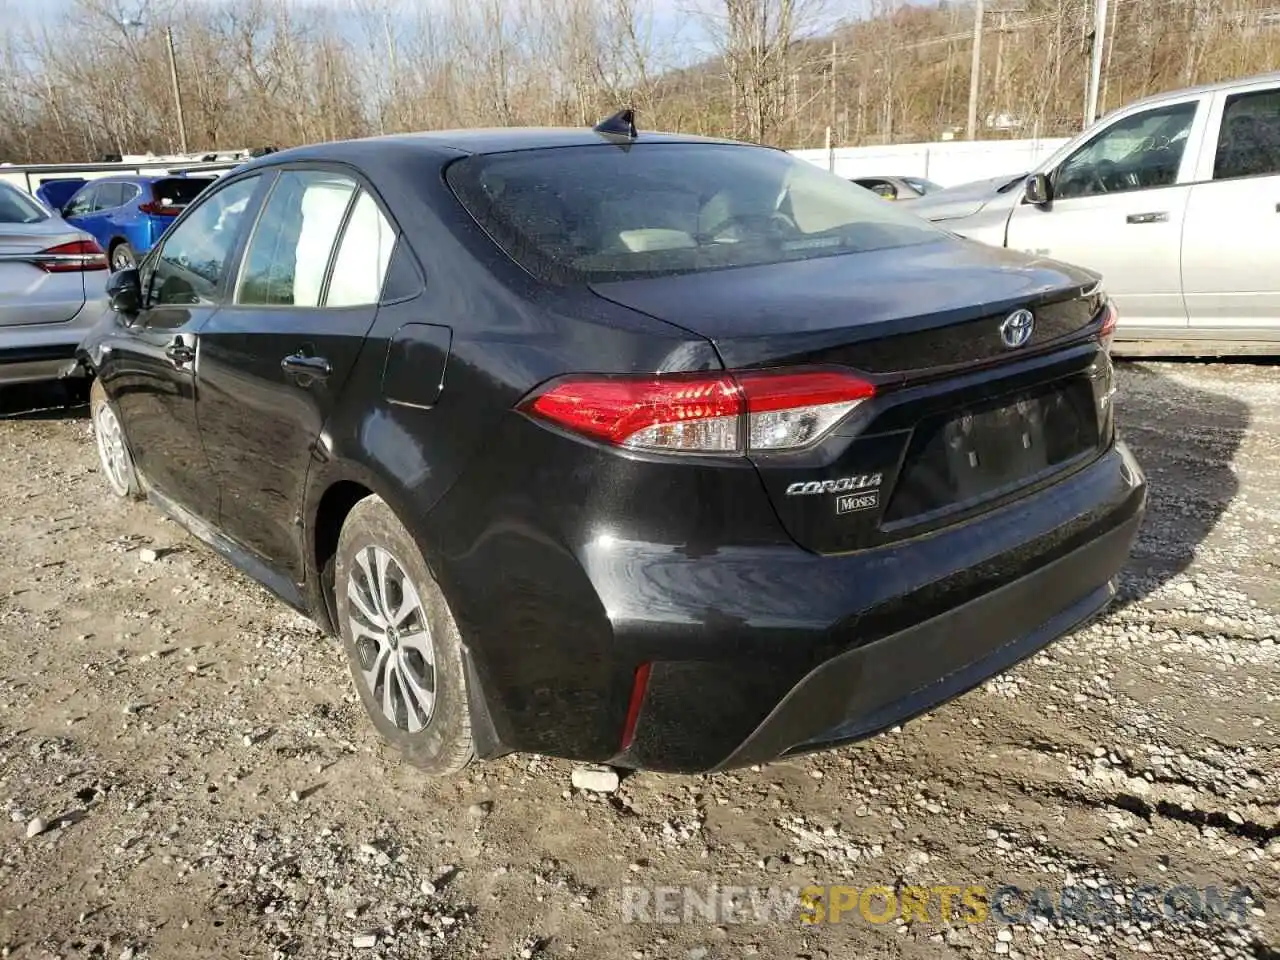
[1,0,1278,163]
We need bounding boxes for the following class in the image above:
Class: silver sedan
[0,182,109,386]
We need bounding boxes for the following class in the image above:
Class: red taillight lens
[523,368,876,455]
[139,201,184,216]
[1099,299,1118,350]
[737,369,877,451]
[528,374,743,452]
[33,239,108,273]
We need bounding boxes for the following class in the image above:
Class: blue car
[49,174,216,272]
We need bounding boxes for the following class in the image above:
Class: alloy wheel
[94,401,131,494]
[346,545,437,731]
[111,246,135,271]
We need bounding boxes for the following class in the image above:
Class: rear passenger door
[196,166,398,583]
[1181,81,1280,331]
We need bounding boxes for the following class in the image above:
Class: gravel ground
[0,362,1276,960]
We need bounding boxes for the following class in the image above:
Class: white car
[910,71,1280,356]
[0,182,109,386]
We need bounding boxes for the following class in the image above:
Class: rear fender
[302,455,512,759]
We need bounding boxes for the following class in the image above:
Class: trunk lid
[0,219,91,327]
[590,239,1112,555]
[34,178,87,213]
[588,238,1100,374]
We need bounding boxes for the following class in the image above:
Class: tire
[90,379,142,499]
[109,241,136,272]
[334,496,475,775]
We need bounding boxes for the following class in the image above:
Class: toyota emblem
[1000,309,1035,349]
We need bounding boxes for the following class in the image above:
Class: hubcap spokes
[347,545,436,731]
[96,404,129,491]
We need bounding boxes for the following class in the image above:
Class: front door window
[1054,102,1198,200]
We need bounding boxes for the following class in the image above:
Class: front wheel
[334,496,475,776]
[90,379,141,499]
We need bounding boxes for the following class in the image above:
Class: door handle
[164,339,195,364]
[281,353,332,380]
[1126,212,1168,224]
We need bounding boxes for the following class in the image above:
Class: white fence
[3,138,1072,200]
[790,137,1071,188]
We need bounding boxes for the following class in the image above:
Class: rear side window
[153,177,213,208]
[0,183,48,223]
[856,179,898,199]
[236,171,356,307]
[1215,89,1280,180]
[327,191,396,307]
[93,183,126,210]
[446,143,941,285]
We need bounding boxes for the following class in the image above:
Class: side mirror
[1024,173,1052,206]
[106,268,142,316]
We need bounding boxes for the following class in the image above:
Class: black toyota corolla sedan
[78,115,1146,776]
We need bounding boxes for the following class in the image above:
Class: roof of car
[1121,70,1280,111]
[236,127,751,171]
[87,173,217,185]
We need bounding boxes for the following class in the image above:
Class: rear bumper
[0,340,85,385]
[710,510,1135,770]
[0,299,101,386]
[609,441,1146,772]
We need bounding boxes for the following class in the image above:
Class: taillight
[139,201,184,216]
[32,240,108,273]
[737,369,876,451]
[1099,299,1118,351]
[523,367,876,455]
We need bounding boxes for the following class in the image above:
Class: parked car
[0,181,108,387]
[903,172,1028,221]
[77,116,1146,776]
[851,175,944,200]
[910,71,1280,356]
[56,174,216,272]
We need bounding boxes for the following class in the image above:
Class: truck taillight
[33,240,108,273]
[522,368,877,455]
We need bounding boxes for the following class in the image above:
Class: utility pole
[828,39,837,141]
[1084,0,1108,128]
[967,0,985,139]
[1100,0,1118,116]
[384,11,399,133]
[993,11,1006,122]
[165,26,189,154]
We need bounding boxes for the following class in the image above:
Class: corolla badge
[1000,309,1035,348]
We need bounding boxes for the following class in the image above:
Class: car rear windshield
[0,183,49,223]
[152,177,213,207]
[445,143,944,284]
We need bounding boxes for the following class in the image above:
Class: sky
[0,0,865,55]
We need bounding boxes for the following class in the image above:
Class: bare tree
[1,0,1278,161]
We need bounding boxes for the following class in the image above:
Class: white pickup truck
[910,71,1280,356]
